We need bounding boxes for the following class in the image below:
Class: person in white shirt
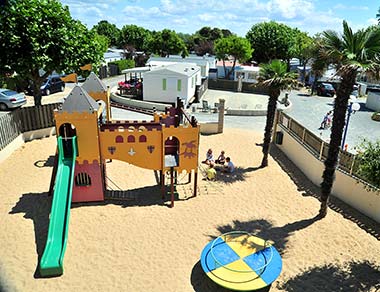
[223,157,235,173]
[202,148,214,165]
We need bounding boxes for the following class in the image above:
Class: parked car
[40,76,65,95]
[0,88,27,110]
[316,83,336,97]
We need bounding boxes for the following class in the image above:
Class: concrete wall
[111,93,168,111]
[277,128,380,223]
[0,127,56,164]
[200,122,219,135]
[366,91,380,111]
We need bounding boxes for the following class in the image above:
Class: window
[75,173,91,186]
[162,78,167,90]
[139,135,147,142]
[177,79,182,91]
[247,72,257,80]
[127,135,135,143]
[115,135,124,143]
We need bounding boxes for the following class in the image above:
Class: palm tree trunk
[261,89,279,167]
[319,68,357,217]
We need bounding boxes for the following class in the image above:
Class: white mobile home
[143,63,201,106]
[147,55,211,78]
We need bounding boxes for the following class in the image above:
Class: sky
[60,0,379,36]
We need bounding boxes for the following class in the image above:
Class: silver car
[0,89,27,110]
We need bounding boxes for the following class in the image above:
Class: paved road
[284,91,380,152]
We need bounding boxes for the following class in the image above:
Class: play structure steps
[105,190,136,201]
[39,136,77,277]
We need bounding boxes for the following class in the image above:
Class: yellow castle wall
[55,111,101,164]
[162,125,200,173]
[86,90,111,122]
[99,128,163,170]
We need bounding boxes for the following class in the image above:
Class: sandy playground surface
[0,129,379,292]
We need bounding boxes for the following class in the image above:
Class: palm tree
[257,60,298,167]
[316,21,380,217]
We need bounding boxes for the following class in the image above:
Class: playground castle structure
[40,72,200,276]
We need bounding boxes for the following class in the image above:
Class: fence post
[319,141,324,160]
[302,128,306,143]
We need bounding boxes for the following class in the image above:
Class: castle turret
[55,85,104,202]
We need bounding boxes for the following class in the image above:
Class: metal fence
[0,103,61,151]
[195,78,208,101]
[278,110,364,178]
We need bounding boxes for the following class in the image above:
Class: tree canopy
[191,26,233,56]
[92,20,120,47]
[246,21,295,64]
[148,29,188,57]
[120,24,151,52]
[214,35,253,79]
[0,0,107,105]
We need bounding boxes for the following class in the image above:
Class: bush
[108,59,135,74]
[371,112,380,122]
[356,139,380,188]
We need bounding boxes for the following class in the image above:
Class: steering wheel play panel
[200,232,282,291]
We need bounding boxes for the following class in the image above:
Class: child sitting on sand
[206,164,217,181]
[223,157,235,173]
[202,148,214,165]
[215,150,226,164]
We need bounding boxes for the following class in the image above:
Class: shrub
[371,112,380,122]
[108,59,135,74]
[356,139,380,188]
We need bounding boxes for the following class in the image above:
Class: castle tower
[55,85,104,202]
[81,72,111,122]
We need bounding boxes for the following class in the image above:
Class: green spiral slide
[39,136,77,277]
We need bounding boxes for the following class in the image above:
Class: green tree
[192,26,232,56]
[214,36,253,79]
[257,60,298,167]
[376,7,380,25]
[290,29,314,84]
[0,0,106,106]
[246,21,294,64]
[356,139,380,188]
[92,20,120,47]
[316,21,380,217]
[148,29,187,57]
[120,24,151,52]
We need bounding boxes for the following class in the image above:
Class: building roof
[81,72,107,92]
[144,63,200,77]
[235,66,260,72]
[121,66,151,74]
[62,85,99,113]
[104,52,122,59]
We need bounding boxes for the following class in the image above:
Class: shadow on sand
[214,166,262,184]
[277,260,380,292]
[8,184,192,277]
[269,144,380,240]
[191,216,320,291]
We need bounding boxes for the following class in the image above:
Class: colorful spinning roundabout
[200,231,282,291]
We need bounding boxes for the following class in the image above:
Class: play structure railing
[0,103,61,151]
[277,110,366,182]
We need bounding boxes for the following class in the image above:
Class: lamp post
[341,97,360,150]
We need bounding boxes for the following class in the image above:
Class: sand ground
[0,129,379,292]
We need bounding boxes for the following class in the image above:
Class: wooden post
[193,171,198,197]
[161,171,165,199]
[188,170,192,184]
[170,167,174,208]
